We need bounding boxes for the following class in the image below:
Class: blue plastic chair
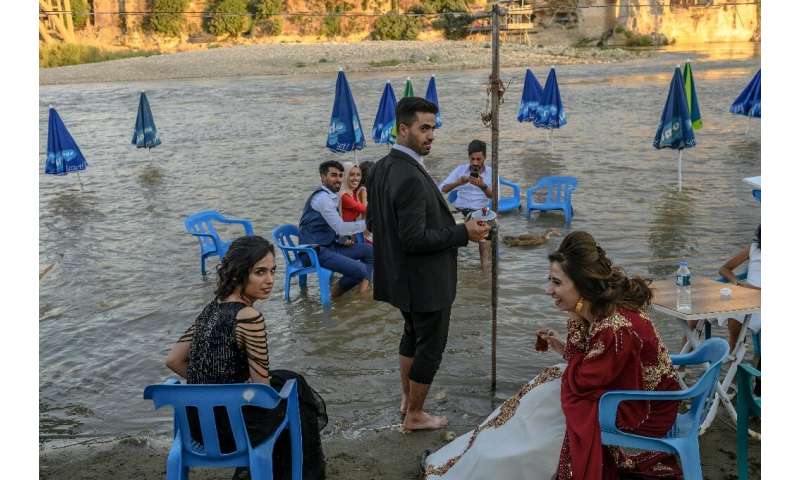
[446,177,522,213]
[272,224,333,308]
[598,337,729,480]
[752,189,760,202]
[736,363,760,480]
[525,176,578,223]
[185,211,254,276]
[143,378,303,480]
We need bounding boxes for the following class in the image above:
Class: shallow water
[39,45,760,443]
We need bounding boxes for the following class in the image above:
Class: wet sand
[40,417,759,479]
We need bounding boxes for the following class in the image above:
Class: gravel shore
[39,40,650,86]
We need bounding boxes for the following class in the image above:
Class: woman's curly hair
[215,235,275,300]
[548,231,652,319]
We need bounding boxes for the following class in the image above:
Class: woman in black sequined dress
[165,235,327,480]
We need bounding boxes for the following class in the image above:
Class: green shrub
[424,0,469,13]
[319,1,353,38]
[251,0,283,36]
[408,3,435,14]
[207,0,252,37]
[149,0,190,37]
[40,43,158,68]
[71,0,91,30]
[433,12,473,39]
[371,12,419,40]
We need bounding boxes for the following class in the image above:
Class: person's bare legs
[727,318,743,352]
[479,240,491,273]
[400,355,413,415]
[403,380,448,431]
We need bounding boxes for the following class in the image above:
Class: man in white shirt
[439,140,493,271]
[299,160,373,297]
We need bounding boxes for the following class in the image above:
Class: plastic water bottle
[676,261,692,312]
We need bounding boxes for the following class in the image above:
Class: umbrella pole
[76,172,85,191]
[746,115,752,135]
[678,150,683,192]
[489,3,501,394]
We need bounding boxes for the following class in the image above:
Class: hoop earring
[574,297,584,314]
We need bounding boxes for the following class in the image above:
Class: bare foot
[330,284,345,298]
[400,394,408,416]
[403,410,448,431]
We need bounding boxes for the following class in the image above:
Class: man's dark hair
[468,140,486,156]
[319,160,344,176]
[395,96,438,128]
[358,160,374,189]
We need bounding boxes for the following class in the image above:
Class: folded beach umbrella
[372,81,397,145]
[131,91,161,149]
[683,61,703,130]
[731,68,761,134]
[517,68,543,123]
[327,69,365,156]
[45,106,87,184]
[653,67,696,192]
[425,75,442,128]
[403,77,414,97]
[534,67,567,151]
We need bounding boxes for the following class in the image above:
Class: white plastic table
[651,276,760,434]
[743,176,761,188]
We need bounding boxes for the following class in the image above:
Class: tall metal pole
[490,3,501,393]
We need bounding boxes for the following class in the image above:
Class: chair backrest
[670,338,729,434]
[536,176,578,204]
[185,211,225,251]
[272,224,304,265]
[144,381,288,461]
[447,190,458,204]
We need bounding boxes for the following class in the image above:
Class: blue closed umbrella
[653,67,696,191]
[327,69,365,156]
[517,68,543,122]
[132,91,161,149]
[425,75,442,128]
[372,81,397,145]
[45,106,87,185]
[535,67,567,151]
[731,69,760,134]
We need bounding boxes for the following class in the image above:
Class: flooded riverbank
[40,42,760,477]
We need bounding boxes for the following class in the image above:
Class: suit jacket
[367,148,469,313]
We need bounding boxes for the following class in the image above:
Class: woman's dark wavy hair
[215,235,275,300]
[548,231,653,319]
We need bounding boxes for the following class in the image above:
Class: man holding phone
[439,139,493,271]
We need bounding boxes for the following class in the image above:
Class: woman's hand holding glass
[535,328,564,356]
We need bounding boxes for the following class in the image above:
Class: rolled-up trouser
[317,242,374,291]
[398,306,451,384]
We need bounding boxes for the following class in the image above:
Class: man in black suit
[367,97,490,430]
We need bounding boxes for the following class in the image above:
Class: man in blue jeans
[299,160,373,297]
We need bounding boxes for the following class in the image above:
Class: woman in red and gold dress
[424,231,682,480]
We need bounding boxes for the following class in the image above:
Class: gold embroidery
[424,366,563,477]
[584,340,606,361]
[566,316,590,357]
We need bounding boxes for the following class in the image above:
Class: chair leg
[166,450,189,480]
[736,371,751,480]
[249,448,274,480]
[676,442,703,480]
[288,398,304,480]
[284,273,292,302]
[200,256,206,276]
[319,270,332,308]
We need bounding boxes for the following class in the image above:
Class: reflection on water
[39,45,760,442]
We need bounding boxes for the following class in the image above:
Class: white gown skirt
[424,365,566,480]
